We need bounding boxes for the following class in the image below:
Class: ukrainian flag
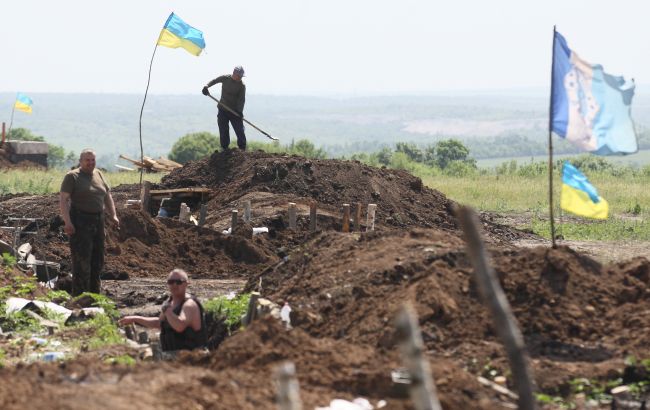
[157,13,205,56]
[14,93,33,114]
[560,162,608,219]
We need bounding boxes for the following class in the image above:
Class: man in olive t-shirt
[202,65,247,150]
[59,149,119,295]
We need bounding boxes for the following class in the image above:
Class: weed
[104,354,136,366]
[535,393,574,409]
[203,293,250,330]
[37,290,71,304]
[2,253,16,268]
[74,292,118,318]
[83,314,125,349]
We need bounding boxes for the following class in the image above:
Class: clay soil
[0,150,648,409]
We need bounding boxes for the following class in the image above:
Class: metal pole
[7,105,16,140]
[548,25,557,248]
[1,122,5,145]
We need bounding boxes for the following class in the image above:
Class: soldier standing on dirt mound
[202,65,247,151]
[59,149,119,296]
[119,268,207,351]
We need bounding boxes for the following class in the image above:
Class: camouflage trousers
[69,209,105,296]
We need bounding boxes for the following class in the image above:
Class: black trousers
[218,108,246,150]
[69,209,104,296]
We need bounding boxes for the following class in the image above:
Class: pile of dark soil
[242,228,650,394]
[160,150,531,243]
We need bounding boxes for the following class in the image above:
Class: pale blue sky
[2,0,648,96]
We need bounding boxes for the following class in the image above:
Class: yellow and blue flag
[560,162,608,219]
[14,93,33,114]
[157,12,205,56]
[551,31,637,155]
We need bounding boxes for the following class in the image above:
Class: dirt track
[0,150,648,409]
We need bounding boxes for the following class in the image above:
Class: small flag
[560,162,608,219]
[551,31,637,155]
[157,12,205,56]
[14,93,33,114]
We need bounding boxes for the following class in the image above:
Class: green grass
[424,173,650,240]
[0,169,162,195]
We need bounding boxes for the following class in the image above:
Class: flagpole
[138,39,160,185]
[548,25,557,248]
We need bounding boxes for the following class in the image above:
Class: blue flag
[551,31,637,155]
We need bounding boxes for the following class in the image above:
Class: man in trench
[202,65,247,151]
[60,149,119,296]
[119,268,207,352]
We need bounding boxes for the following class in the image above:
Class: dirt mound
[160,150,531,243]
[242,228,650,393]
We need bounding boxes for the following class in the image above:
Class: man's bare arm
[59,192,75,235]
[163,300,200,333]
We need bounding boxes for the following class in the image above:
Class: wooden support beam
[309,201,317,232]
[353,202,362,231]
[140,181,151,216]
[199,204,207,226]
[243,292,260,325]
[288,202,297,230]
[342,204,350,232]
[456,205,536,410]
[395,304,442,410]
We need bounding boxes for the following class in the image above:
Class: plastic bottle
[280,302,292,329]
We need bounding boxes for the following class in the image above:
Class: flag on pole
[14,93,33,114]
[560,162,608,219]
[551,31,637,155]
[157,13,205,56]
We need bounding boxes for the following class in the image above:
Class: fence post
[342,204,350,232]
[199,204,207,226]
[366,204,377,231]
[140,181,151,216]
[309,201,317,232]
[395,304,442,410]
[276,361,303,410]
[231,210,238,233]
[456,205,537,410]
[353,202,361,231]
[288,203,297,230]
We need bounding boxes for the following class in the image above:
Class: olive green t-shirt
[60,168,110,213]
[207,75,246,115]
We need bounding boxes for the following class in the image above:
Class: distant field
[0,169,161,195]
[476,149,650,168]
[424,173,650,240]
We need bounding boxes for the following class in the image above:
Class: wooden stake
[198,204,207,226]
[353,202,362,231]
[456,205,536,410]
[288,202,297,230]
[395,304,442,410]
[140,181,151,215]
[243,291,260,325]
[342,204,350,232]
[366,204,377,231]
[276,361,303,410]
[309,201,317,232]
[244,200,252,222]
[231,209,238,233]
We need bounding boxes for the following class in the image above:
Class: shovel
[204,92,278,141]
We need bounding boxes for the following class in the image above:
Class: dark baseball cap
[233,66,245,76]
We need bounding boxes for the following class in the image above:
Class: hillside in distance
[1,89,648,165]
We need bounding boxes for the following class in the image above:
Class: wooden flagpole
[138,41,160,185]
[548,25,557,248]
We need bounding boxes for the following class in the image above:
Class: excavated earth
[0,150,648,409]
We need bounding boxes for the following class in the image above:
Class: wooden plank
[140,181,151,215]
[156,157,182,168]
[115,164,135,171]
[150,187,211,195]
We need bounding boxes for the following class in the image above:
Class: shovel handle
[205,93,278,141]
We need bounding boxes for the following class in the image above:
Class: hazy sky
[2,0,648,96]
